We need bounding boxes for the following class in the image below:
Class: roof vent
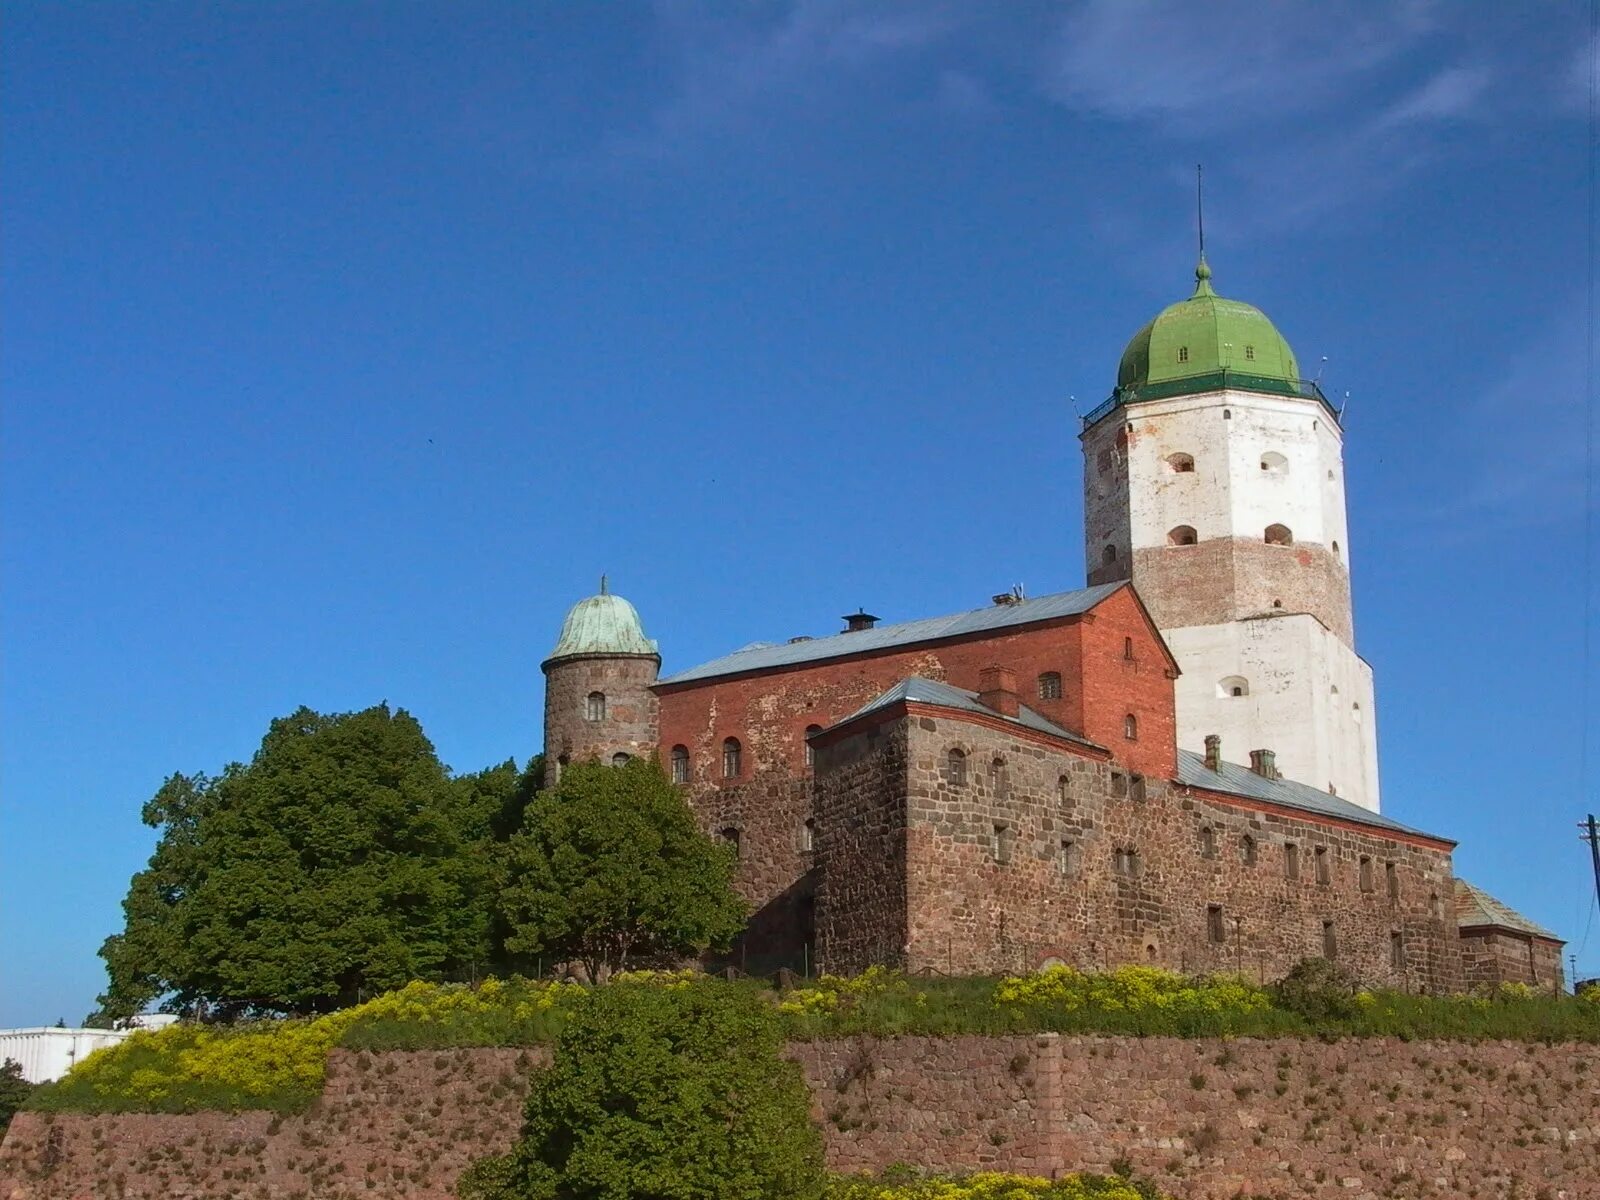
[788,636,813,644]
[841,609,879,633]
[1248,748,1278,780]
[991,584,1027,607]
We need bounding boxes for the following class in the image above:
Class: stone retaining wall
[4,1037,1599,1199]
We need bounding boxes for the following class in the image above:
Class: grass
[24,966,1600,1114]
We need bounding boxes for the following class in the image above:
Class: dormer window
[1244,345,1255,361]
[1177,346,1189,363]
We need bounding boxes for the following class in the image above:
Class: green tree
[94,704,503,1019]
[0,1059,33,1138]
[459,980,824,1200]
[498,759,745,980]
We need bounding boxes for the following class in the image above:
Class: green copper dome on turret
[545,577,659,663]
[1115,258,1300,396]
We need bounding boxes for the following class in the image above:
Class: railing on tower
[1081,371,1341,429]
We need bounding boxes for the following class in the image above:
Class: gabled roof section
[1177,749,1447,843]
[831,676,1105,750]
[1454,879,1560,941]
[658,583,1126,686]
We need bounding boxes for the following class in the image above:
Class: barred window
[946,748,968,786]
[1037,672,1062,700]
[670,745,690,784]
[722,738,742,779]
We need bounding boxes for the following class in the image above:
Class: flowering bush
[994,965,1276,1036]
[826,1172,1160,1199]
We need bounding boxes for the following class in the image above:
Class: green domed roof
[546,578,659,663]
[1116,259,1299,395]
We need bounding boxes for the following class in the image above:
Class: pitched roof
[1176,749,1447,842]
[1453,879,1559,940]
[833,676,1105,750]
[659,583,1126,685]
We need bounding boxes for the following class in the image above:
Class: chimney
[1203,734,1221,773]
[977,665,1020,718]
[841,609,879,633]
[1248,748,1278,780]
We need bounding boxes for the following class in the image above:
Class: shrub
[459,978,824,1200]
[0,1059,33,1136]
[1271,959,1363,1022]
[825,1172,1162,1199]
[994,965,1282,1037]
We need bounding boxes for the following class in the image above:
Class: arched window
[670,745,690,784]
[1223,408,1232,419]
[1264,523,1293,546]
[946,748,967,786]
[1167,525,1198,546]
[988,757,1008,798]
[1166,452,1195,473]
[1351,702,1363,723]
[1123,636,1135,661]
[1218,675,1249,698]
[1331,540,1341,558]
[992,824,1014,864]
[1123,713,1138,741]
[720,827,742,857]
[1037,671,1062,700]
[1259,451,1287,474]
[803,724,823,768]
[1058,774,1072,803]
[1102,544,1118,564]
[585,692,606,722]
[1177,345,1189,363]
[611,752,631,767]
[722,737,742,779]
[800,817,815,853]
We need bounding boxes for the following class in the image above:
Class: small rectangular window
[1110,771,1127,798]
[993,824,1013,865]
[1315,846,1330,885]
[1386,862,1399,903]
[1037,672,1062,700]
[1123,636,1135,661]
[1390,930,1405,969]
[1208,905,1225,944]
[1285,842,1300,880]
[1359,856,1374,893]
[1322,920,1337,959]
[1058,840,1078,878]
[1129,773,1146,803]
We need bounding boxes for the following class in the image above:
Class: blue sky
[3,2,1596,1024]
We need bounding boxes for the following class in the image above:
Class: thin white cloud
[1376,65,1491,129]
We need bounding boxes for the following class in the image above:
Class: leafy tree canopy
[499,759,746,980]
[459,980,824,1200]
[93,704,517,1020]
[0,1059,33,1138]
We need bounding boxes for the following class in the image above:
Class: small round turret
[541,577,660,782]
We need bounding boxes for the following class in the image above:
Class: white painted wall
[1166,615,1380,810]
[0,1027,132,1084]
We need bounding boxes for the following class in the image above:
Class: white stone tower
[1081,258,1380,809]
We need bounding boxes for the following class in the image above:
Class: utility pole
[1583,815,1600,914]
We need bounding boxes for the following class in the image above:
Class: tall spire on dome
[1193,163,1215,298]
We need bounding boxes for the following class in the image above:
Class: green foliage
[459,978,824,1200]
[498,759,747,980]
[0,1059,34,1136]
[1270,958,1362,1022]
[93,704,511,1020]
[825,1173,1162,1199]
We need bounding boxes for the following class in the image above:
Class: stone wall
[820,703,1458,987]
[541,653,659,782]
[1460,929,1567,994]
[6,1038,1600,1200]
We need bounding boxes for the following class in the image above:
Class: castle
[538,257,1565,993]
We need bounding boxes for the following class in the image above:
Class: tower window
[1110,771,1128,798]
[1386,862,1400,903]
[946,748,968,786]
[1058,839,1080,877]
[1177,346,1189,363]
[1167,525,1198,546]
[1114,847,1141,876]
[1264,523,1293,546]
[1058,774,1072,803]
[1218,675,1249,698]
[1315,846,1330,885]
[1166,452,1195,473]
[1322,920,1338,959]
[1199,826,1216,858]
[993,824,1014,865]
[803,724,823,768]
[611,752,631,767]
[1260,451,1287,474]
[1359,856,1374,893]
[1285,842,1300,879]
[988,757,1008,798]
[1390,930,1405,969]
[1241,834,1257,866]
[585,692,606,722]
[1223,408,1232,419]
[1208,905,1226,943]
[1129,773,1147,802]
[1123,713,1138,740]
[1332,540,1341,558]
[1037,671,1062,700]
[670,745,690,784]
[722,738,742,779]
[721,827,742,858]
[1102,544,1118,564]
[800,817,815,853]
[1244,345,1255,360]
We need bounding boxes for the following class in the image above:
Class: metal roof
[1453,879,1559,940]
[1176,749,1446,842]
[833,676,1105,750]
[659,583,1125,685]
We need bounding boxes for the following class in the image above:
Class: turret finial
[1192,163,1215,297]
[600,573,609,595]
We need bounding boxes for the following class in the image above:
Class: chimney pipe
[1203,734,1221,773]
[1248,748,1277,780]
[977,665,1020,718]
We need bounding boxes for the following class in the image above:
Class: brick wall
[818,701,1459,987]
[6,1038,1599,1200]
